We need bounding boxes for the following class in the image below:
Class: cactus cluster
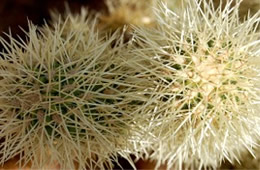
[0,0,260,169]
[0,11,147,169]
[128,1,260,169]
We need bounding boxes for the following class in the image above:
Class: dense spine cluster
[128,1,260,169]
[0,10,146,169]
[0,0,259,169]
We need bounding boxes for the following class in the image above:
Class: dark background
[0,0,106,41]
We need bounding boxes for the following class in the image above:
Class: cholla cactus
[127,0,260,169]
[0,10,144,169]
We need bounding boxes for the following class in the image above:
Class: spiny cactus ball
[0,10,142,169]
[128,0,260,169]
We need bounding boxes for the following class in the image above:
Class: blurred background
[1,0,259,39]
[0,0,106,41]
